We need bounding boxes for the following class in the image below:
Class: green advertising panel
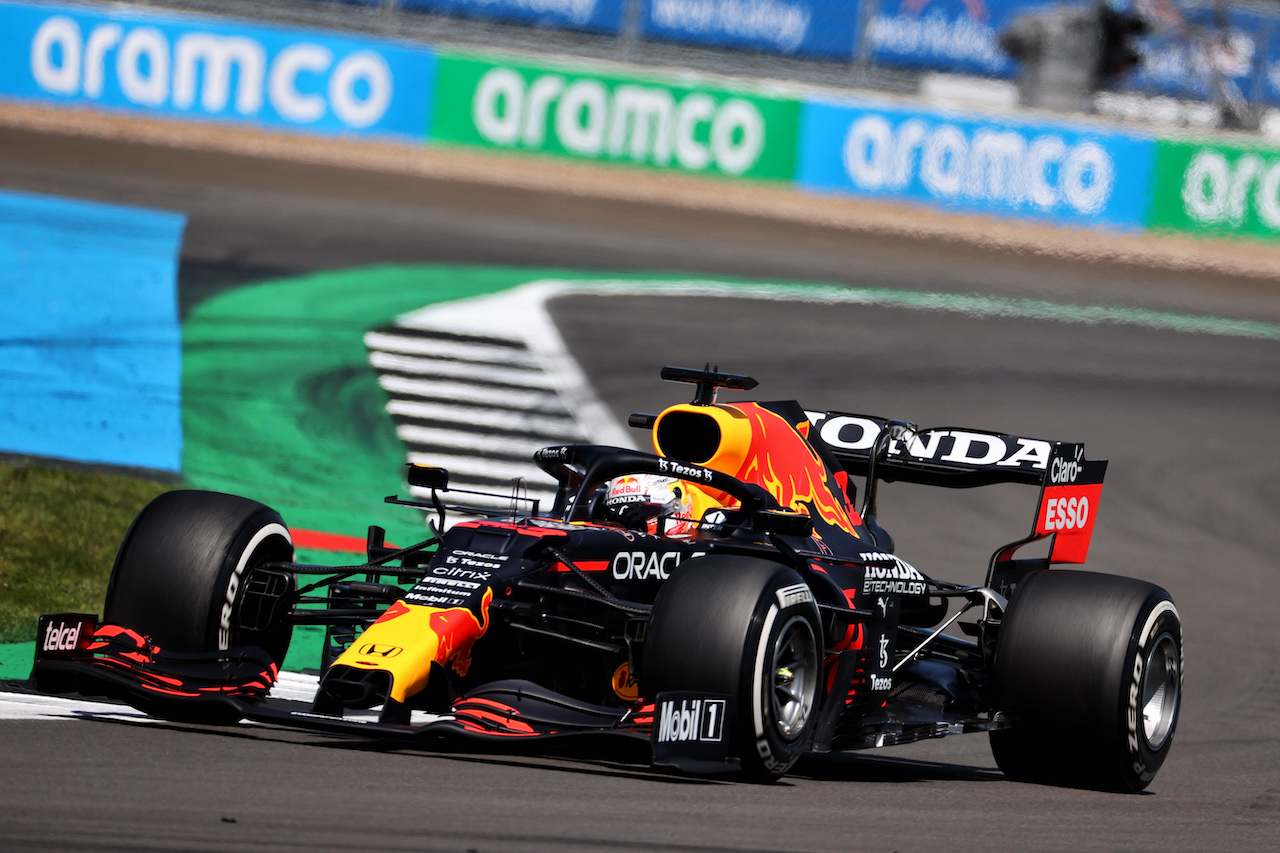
[430,50,801,181]
[1149,137,1280,241]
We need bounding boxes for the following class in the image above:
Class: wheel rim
[222,523,294,654]
[770,615,817,740]
[1141,632,1180,750]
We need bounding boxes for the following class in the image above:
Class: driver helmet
[602,474,694,536]
[601,474,739,537]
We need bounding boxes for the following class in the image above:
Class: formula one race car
[31,366,1182,791]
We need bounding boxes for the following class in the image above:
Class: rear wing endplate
[805,410,1107,565]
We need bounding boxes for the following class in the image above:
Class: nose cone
[326,591,492,706]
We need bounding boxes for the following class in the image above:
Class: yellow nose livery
[332,589,492,705]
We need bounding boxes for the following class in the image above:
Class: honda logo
[358,643,402,658]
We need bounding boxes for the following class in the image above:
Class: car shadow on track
[55,706,1005,787]
[61,710,731,786]
[793,752,1006,784]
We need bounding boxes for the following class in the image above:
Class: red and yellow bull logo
[333,588,492,703]
[654,401,861,541]
[611,661,640,702]
[733,403,861,538]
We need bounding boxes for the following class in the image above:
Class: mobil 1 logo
[651,692,733,771]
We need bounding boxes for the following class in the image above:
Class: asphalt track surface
[2,124,1280,851]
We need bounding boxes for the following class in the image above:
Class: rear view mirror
[407,465,449,490]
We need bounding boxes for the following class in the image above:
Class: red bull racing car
[30,366,1182,791]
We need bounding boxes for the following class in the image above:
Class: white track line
[384,399,582,436]
[368,352,555,386]
[363,331,541,366]
[0,690,157,722]
[377,375,564,412]
[395,425,559,458]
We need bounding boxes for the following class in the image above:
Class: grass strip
[0,460,171,644]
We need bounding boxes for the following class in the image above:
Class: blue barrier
[0,0,437,139]
[1263,14,1280,107]
[797,96,1155,229]
[1115,3,1276,106]
[0,190,186,473]
[400,0,628,34]
[292,0,1280,113]
[865,0,1064,78]
[638,0,860,60]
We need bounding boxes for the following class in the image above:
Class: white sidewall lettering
[1138,601,1180,650]
[219,522,292,649]
[751,602,780,741]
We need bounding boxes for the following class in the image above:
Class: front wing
[30,614,655,747]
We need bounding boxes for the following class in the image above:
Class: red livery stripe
[292,528,394,553]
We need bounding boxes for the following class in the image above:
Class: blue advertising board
[797,96,1156,229]
[1262,12,1280,106]
[1117,3,1275,105]
[639,0,860,60]
[400,0,627,34]
[0,190,185,473]
[0,1,437,139]
[866,0,1061,77]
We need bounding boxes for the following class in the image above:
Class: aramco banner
[0,0,437,138]
[1148,137,1280,240]
[797,96,1156,229]
[429,50,802,180]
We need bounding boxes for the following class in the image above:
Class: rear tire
[990,569,1182,792]
[104,490,295,664]
[643,556,821,781]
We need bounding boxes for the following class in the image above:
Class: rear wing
[804,410,1106,565]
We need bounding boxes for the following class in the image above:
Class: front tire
[642,556,821,780]
[103,490,295,663]
[990,569,1182,792]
